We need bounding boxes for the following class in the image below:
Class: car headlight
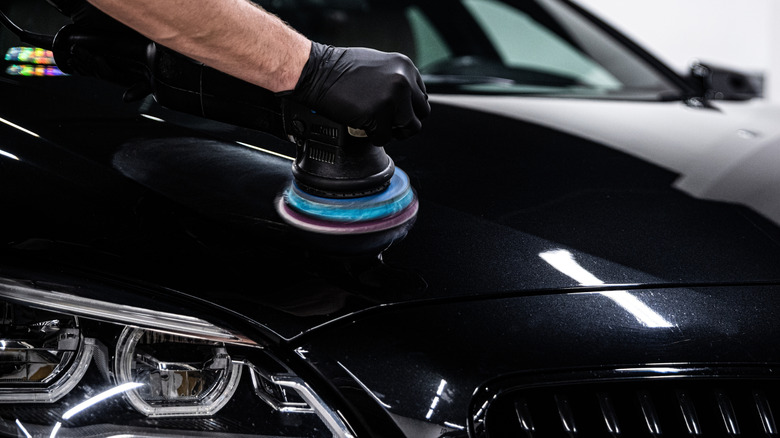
[0,277,355,438]
[114,327,243,417]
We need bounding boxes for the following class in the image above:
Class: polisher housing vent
[307,145,336,164]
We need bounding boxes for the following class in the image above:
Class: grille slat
[514,399,536,437]
[754,391,779,436]
[715,391,740,435]
[555,395,578,436]
[476,373,780,437]
[597,393,620,436]
[638,391,662,436]
[677,390,703,435]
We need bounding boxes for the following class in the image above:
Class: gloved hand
[284,42,430,145]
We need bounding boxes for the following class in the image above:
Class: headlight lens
[114,327,243,417]
[0,309,93,403]
[0,278,355,438]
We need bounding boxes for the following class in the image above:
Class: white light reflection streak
[15,419,32,438]
[61,382,144,420]
[539,249,673,328]
[139,113,165,122]
[0,116,40,138]
[236,141,294,161]
[425,379,448,420]
[0,149,19,161]
[337,362,391,409]
[444,421,465,430]
[49,422,61,438]
[616,367,685,374]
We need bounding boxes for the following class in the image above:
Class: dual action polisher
[31,15,419,249]
[276,100,418,238]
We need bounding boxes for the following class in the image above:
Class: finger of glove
[366,106,395,146]
[367,95,425,143]
[411,85,431,122]
[392,94,430,139]
[392,120,423,140]
[397,59,429,132]
[413,66,431,119]
[369,122,393,146]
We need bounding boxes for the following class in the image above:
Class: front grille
[472,367,780,437]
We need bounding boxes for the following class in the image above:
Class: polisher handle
[51,21,394,198]
[53,24,287,138]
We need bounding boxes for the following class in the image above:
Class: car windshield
[263,0,683,100]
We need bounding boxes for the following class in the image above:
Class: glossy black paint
[3,73,780,332]
[4,72,780,435]
[296,285,780,435]
[3,1,780,436]
[388,104,780,289]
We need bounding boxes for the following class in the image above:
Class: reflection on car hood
[380,97,780,302]
[431,94,780,224]
[2,78,780,339]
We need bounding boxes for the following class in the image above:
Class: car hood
[2,78,780,340]
[431,94,780,225]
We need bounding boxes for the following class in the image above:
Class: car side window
[461,0,621,89]
[405,6,452,70]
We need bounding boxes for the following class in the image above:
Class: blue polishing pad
[283,167,414,223]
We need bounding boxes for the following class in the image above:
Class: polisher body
[276,100,419,239]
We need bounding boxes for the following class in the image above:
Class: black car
[1,0,780,437]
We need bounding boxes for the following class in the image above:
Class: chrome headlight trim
[0,275,357,438]
[273,375,357,438]
[245,362,356,438]
[0,337,94,403]
[114,327,243,417]
[0,278,256,346]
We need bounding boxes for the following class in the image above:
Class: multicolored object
[274,101,419,244]
[4,47,66,77]
[5,64,65,77]
[5,46,56,64]
[276,167,419,235]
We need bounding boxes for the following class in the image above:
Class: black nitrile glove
[285,42,430,145]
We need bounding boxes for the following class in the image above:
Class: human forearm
[87,0,310,92]
[85,0,429,143]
